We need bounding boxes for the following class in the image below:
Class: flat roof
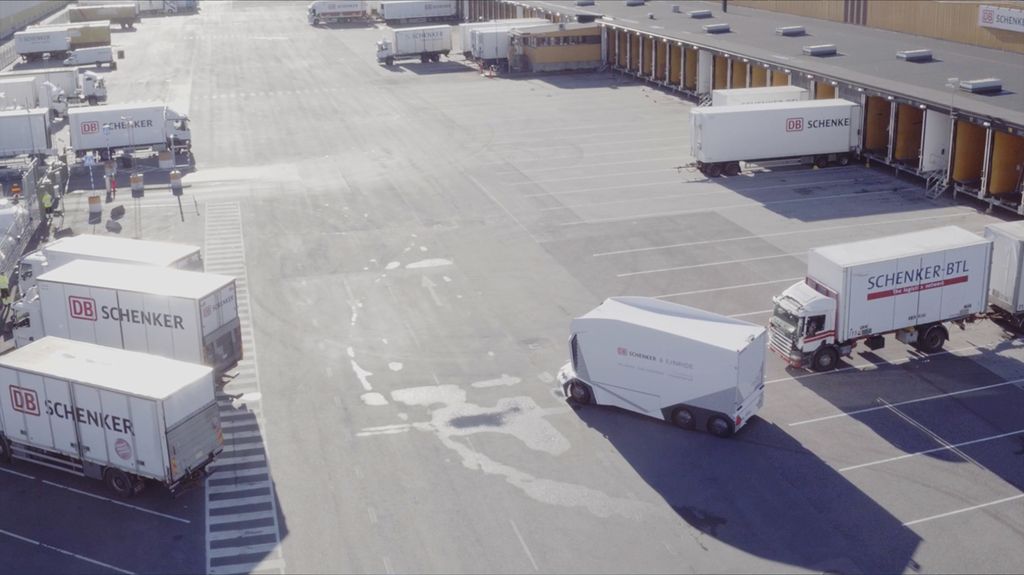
[44,235,199,266]
[40,260,232,299]
[812,226,989,266]
[516,0,1024,128]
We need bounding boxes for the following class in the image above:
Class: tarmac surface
[2,2,1024,573]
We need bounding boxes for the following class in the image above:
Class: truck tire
[916,325,947,354]
[706,163,723,178]
[0,435,11,463]
[814,155,829,169]
[670,407,695,430]
[88,96,98,105]
[707,415,733,438]
[838,154,851,166]
[386,57,394,66]
[104,468,136,498]
[420,54,428,63]
[724,162,741,176]
[568,380,592,405]
[431,54,441,62]
[313,17,320,25]
[811,345,839,372]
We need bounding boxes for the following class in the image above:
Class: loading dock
[712,55,728,90]
[815,82,836,99]
[771,70,790,86]
[669,43,682,86]
[655,39,666,82]
[683,46,697,91]
[606,27,616,65]
[730,59,747,89]
[697,50,712,95]
[952,119,987,187]
[750,65,768,87]
[629,32,640,72]
[893,104,924,166]
[921,109,953,173]
[864,96,891,155]
[644,36,654,78]
[988,132,1024,197]
[617,30,626,68]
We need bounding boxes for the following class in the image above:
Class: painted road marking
[510,519,539,572]
[41,481,189,523]
[902,494,1024,526]
[511,167,679,186]
[0,528,135,574]
[0,467,35,479]
[877,398,982,467]
[500,155,682,176]
[523,178,682,199]
[839,428,1024,472]
[621,252,804,277]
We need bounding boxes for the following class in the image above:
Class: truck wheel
[568,381,592,405]
[811,346,839,372]
[420,54,428,63]
[707,415,733,438]
[88,96,98,105]
[838,154,851,166]
[313,17,320,25]
[104,468,136,498]
[814,155,829,169]
[386,57,394,66]
[916,325,946,353]
[0,436,11,463]
[670,407,695,430]
[724,162,741,176]
[706,163,723,178]
[431,54,441,62]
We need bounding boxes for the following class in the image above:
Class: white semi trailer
[559,297,766,438]
[0,77,67,118]
[690,99,861,177]
[68,102,191,157]
[13,28,71,62]
[458,18,549,56]
[307,0,370,24]
[18,235,203,294]
[380,0,456,23]
[711,86,809,106]
[768,225,1024,371]
[12,261,242,376]
[376,25,451,65]
[0,337,223,497]
[0,109,53,158]
[0,68,107,105]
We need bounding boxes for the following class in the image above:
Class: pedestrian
[41,190,53,215]
[111,176,117,200]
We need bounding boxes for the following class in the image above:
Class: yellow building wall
[525,43,601,64]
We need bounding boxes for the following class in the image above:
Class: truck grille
[768,325,794,357]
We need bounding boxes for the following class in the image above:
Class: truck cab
[17,250,47,294]
[11,289,43,348]
[376,39,394,65]
[166,109,191,149]
[81,71,107,103]
[769,281,845,371]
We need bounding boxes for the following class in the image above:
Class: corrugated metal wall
[730,0,1024,54]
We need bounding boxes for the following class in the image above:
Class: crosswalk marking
[204,203,284,575]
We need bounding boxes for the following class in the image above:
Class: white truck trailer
[12,261,242,376]
[984,222,1024,327]
[0,109,53,158]
[769,226,998,371]
[64,46,116,68]
[13,28,71,62]
[68,102,191,157]
[711,86,809,106]
[376,25,451,65]
[0,67,107,105]
[0,77,67,118]
[458,18,549,56]
[558,297,766,438]
[689,99,861,177]
[307,0,370,24]
[18,235,203,294]
[0,337,223,497]
[380,0,457,23]
[68,3,141,29]
[470,22,551,62]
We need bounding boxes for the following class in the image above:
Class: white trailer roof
[67,102,165,118]
[39,260,232,298]
[812,226,989,267]
[693,98,858,116]
[985,221,1024,241]
[0,108,48,119]
[578,297,764,352]
[0,337,211,399]
[45,235,198,266]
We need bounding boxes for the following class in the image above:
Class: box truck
[14,29,71,62]
[711,86,809,107]
[458,18,549,56]
[376,25,451,65]
[470,22,551,62]
[27,22,113,50]
[558,297,766,438]
[0,109,53,158]
[68,103,191,157]
[380,0,456,23]
[63,46,116,68]
[769,226,1000,371]
[19,235,203,294]
[0,67,107,105]
[0,77,67,118]
[307,0,370,24]
[68,4,140,29]
[0,337,223,497]
[689,99,861,177]
[12,260,242,376]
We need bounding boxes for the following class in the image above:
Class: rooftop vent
[896,49,932,62]
[703,23,730,33]
[960,78,1002,93]
[775,25,805,36]
[688,9,713,18]
[672,5,681,13]
[625,0,644,6]
[803,44,837,56]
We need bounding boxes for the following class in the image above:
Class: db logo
[81,121,100,135]
[981,8,994,23]
[10,386,40,416]
[69,296,97,321]
[786,117,804,132]
[115,438,133,460]
[617,347,628,356]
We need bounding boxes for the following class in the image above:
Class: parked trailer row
[380,0,457,24]
[69,3,141,29]
[0,67,108,105]
[0,77,67,118]
[14,21,113,61]
[307,0,371,24]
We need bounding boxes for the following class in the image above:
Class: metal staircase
[925,170,949,199]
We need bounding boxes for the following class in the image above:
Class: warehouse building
[508,22,602,73]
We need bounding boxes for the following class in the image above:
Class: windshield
[771,301,800,335]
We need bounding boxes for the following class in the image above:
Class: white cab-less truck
[0,68,107,105]
[13,261,242,376]
[769,226,998,371]
[64,46,116,68]
[558,297,766,438]
[0,77,67,118]
[690,99,861,177]
[380,0,456,23]
[0,109,53,158]
[0,337,223,497]
[711,86,808,106]
[376,25,451,65]
[307,0,370,24]
[68,103,190,158]
[19,235,203,294]
[13,28,71,62]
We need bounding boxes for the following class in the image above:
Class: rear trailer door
[165,402,221,482]
[199,283,241,371]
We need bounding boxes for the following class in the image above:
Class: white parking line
[593,211,974,257]
[509,519,539,572]
[878,398,982,467]
[491,126,679,147]
[658,277,802,299]
[499,155,682,176]
[789,377,1024,426]
[0,467,35,479]
[42,480,190,523]
[839,428,1024,472]
[522,178,683,198]
[620,252,803,277]
[499,133,685,153]
[486,144,688,169]
[511,167,679,185]
[0,528,135,574]
[902,494,1024,527]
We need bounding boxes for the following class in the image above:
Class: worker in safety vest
[0,273,9,305]
[9,182,21,203]
[42,191,53,215]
